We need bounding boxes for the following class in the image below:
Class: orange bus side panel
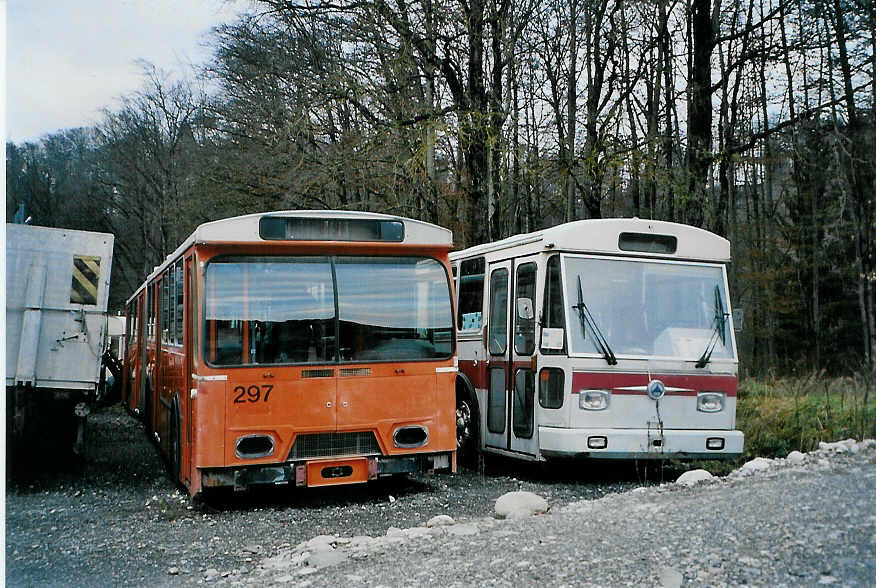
[192,380,226,468]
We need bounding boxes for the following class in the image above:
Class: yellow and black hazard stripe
[71,255,101,305]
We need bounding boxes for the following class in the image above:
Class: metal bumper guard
[539,427,744,460]
[201,453,452,491]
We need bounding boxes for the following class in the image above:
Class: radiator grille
[289,432,381,460]
[301,369,334,378]
[340,367,371,377]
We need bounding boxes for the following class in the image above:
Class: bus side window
[161,272,170,344]
[147,282,155,338]
[515,262,536,355]
[133,300,139,344]
[457,257,485,331]
[174,261,184,344]
[541,255,566,354]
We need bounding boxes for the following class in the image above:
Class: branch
[721,81,872,159]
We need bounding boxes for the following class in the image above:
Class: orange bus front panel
[225,370,337,431]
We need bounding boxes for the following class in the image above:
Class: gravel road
[6,407,873,586]
[6,406,648,587]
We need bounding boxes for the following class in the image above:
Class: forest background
[6,0,875,377]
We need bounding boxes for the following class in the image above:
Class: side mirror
[517,298,534,320]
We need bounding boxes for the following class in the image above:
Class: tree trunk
[686,0,719,227]
[831,0,874,363]
[565,0,579,222]
[465,0,489,245]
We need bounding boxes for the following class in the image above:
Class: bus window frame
[456,256,486,332]
[559,253,737,362]
[201,253,457,368]
[540,254,567,355]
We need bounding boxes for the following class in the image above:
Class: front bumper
[539,427,744,459]
[201,452,454,491]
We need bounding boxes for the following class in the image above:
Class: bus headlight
[579,389,610,411]
[697,392,725,413]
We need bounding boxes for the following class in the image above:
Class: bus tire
[169,397,181,482]
[455,376,480,466]
[143,379,153,432]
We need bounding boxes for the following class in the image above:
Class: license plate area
[305,457,370,487]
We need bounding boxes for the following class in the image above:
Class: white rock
[676,469,714,487]
[306,549,348,569]
[261,554,295,572]
[658,566,683,588]
[381,534,406,546]
[786,450,806,464]
[302,535,337,553]
[400,527,432,540]
[739,457,773,475]
[859,439,876,450]
[426,514,455,527]
[446,523,479,536]
[818,439,857,453]
[349,536,375,550]
[494,491,549,519]
[167,567,180,575]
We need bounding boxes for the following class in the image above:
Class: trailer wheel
[455,377,480,466]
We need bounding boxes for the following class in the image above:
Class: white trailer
[5,224,115,454]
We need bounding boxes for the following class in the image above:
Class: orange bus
[122,211,457,497]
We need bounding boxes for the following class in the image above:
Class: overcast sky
[6,0,251,143]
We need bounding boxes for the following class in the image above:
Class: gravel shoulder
[5,406,646,587]
[7,407,873,586]
[293,445,876,587]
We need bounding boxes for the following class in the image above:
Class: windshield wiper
[696,285,729,368]
[572,275,617,365]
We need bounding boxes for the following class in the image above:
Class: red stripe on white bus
[570,372,737,397]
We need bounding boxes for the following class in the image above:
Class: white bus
[451,218,743,462]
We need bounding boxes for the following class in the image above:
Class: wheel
[169,401,181,481]
[143,380,153,431]
[455,387,480,466]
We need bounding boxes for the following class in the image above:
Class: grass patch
[689,371,875,475]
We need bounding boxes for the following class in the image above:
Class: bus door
[485,257,538,455]
[124,298,141,409]
[139,286,151,417]
[183,255,195,482]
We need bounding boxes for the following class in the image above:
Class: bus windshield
[564,256,735,361]
[204,256,453,365]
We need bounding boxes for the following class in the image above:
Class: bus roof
[450,218,730,262]
[127,210,453,304]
